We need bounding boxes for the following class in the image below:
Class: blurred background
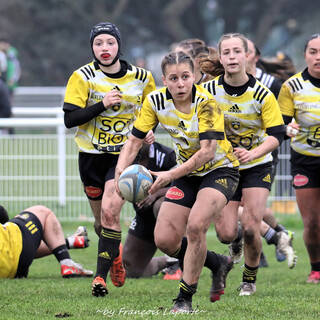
[0,0,319,86]
[0,0,319,219]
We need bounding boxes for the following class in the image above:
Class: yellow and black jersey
[278,68,320,157]
[64,60,156,154]
[132,84,239,177]
[203,74,284,170]
[0,222,22,278]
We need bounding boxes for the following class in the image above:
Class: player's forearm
[63,102,105,128]
[171,140,216,180]
[116,136,143,173]
[250,136,279,160]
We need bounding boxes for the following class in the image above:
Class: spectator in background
[0,38,21,98]
[0,77,12,135]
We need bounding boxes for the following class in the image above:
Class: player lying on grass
[0,205,93,279]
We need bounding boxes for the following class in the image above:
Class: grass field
[1,214,319,320]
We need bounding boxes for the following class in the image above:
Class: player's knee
[216,232,231,244]
[122,256,143,278]
[186,223,206,243]
[84,186,103,200]
[216,226,238,244]
[155,233,174,254]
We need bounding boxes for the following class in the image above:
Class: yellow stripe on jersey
[64,61,156,154]
[133,84,239,176]
[203,75,284,170]
[0,222,23,278]
[278,69,320,157]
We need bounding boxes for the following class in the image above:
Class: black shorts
[291,150,320,189]
[78,152,119,200]
[10,212,43,278]
[232,162,272,201]
[164,167,239,208]
[128,212,156,243]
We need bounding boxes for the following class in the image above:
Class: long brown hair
[200,33,249,78]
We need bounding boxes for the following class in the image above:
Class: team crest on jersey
[262,174,271,183]
[232,121,241,130]
[293,174,309,187]
[166,187,184,200]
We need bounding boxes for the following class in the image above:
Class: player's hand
[144,130,155,145]
[136,193,157,208]
[102,89,122,109]
[286,123,300,137]
[233,147,253,164]
[114,167,124,198]
[148,171,172,194]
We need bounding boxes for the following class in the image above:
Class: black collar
[218,73,256,96]
[165,85,196,103]
[302,68,320,88]
[94,60,132,78]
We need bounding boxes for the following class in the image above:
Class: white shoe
[238,282,256,296]
[61,260,93,278]
[72,226,87,237]
[277,231,297,269]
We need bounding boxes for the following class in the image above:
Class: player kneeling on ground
[0,205,93,279]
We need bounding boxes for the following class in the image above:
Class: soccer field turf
[1,217,319,320]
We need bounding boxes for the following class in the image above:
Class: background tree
[0,0,318,86]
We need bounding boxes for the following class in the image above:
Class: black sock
[311,261,320,272]
[52,244,70,262]
[65,238,70,249]
[96,227,121,280]
[264,227,278,245]
[242,264,258,283]
[274,224,286,233]
[178,279,197,301]
[171,237,219,271]
[204,251,221,271]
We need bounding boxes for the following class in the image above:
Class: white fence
[0,89,297,219]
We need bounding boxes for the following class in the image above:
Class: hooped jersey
[64,60,156,154]
[132,85,239,177]
[202,74,284,170]
[278,69,320,157]
[0,222,22,278]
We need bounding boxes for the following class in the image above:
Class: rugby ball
[118,164,153,203]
